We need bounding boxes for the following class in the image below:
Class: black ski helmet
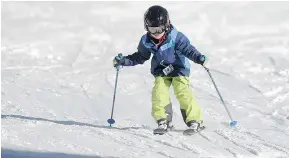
[144,5,170,33]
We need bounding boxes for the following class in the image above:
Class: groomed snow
[2,2,289,158]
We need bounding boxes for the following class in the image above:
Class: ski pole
[107,65,121,127]
[204,66,237,126]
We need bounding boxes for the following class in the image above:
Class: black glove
[196,55,208,66]
[113,53,125,67]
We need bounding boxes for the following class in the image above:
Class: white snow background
[1,1,289,158]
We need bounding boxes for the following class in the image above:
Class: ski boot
[153,119,169,135]
[183,120,205,135]
[167,121,174,130]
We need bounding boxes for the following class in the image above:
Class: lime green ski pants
[152,76,203,124]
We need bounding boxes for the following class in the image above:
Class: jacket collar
[146,25,174,47]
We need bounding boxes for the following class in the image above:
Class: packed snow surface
[2,1,289,158]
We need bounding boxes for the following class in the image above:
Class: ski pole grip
[115,53,123,71]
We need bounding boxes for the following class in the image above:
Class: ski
[153,128,167,135]
[153,126,205,135]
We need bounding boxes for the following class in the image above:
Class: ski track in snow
[2,1,289,158]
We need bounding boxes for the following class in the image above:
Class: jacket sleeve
[175,32,202,63]
[123,38,151,66]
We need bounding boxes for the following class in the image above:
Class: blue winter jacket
[123,25,202,77]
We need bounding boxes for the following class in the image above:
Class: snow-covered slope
[2,1,289,158]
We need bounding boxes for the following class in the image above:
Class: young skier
[113,5,208,134]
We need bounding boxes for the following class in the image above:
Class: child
[113,5,208,134]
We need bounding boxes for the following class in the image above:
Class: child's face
[150,32,165,39]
